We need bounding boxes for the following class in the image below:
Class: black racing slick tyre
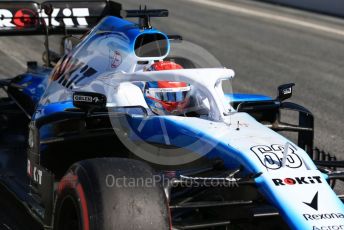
[53,158,170,230]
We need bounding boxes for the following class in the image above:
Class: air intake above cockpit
[134,33,169,58]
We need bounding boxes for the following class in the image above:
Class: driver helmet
[144,61,190,115]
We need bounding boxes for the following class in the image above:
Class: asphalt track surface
[0,0,343,229]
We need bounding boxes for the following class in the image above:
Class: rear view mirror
[277,83,295,101]
[73,91,107,112]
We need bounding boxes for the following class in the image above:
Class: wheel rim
[56,195,81,230]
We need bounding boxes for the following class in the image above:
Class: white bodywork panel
[105,82,149,108]
[78,68,235,121]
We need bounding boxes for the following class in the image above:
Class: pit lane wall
[259,0,344,18]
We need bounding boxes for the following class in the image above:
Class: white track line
[181,0,344,37]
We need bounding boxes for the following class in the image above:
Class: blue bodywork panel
[225,93,272,103]
[14,68,51,105]
[94,16,170,54]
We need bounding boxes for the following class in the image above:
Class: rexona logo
[303,213,344,221]
[272,176,322,186]
[0,8,89,28]
[303,192,319,211]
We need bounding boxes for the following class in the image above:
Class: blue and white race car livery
[0,1,343,230]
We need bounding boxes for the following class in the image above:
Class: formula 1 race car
[0,1,344,230]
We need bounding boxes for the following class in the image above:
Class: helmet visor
[146,86,190,102]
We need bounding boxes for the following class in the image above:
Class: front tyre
[53,158,170,230]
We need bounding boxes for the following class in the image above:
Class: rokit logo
[272,176,322,186]
[27,159,43,185]
[0,8,37,27]
[0,8,89,28]
[40,8,90,27]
